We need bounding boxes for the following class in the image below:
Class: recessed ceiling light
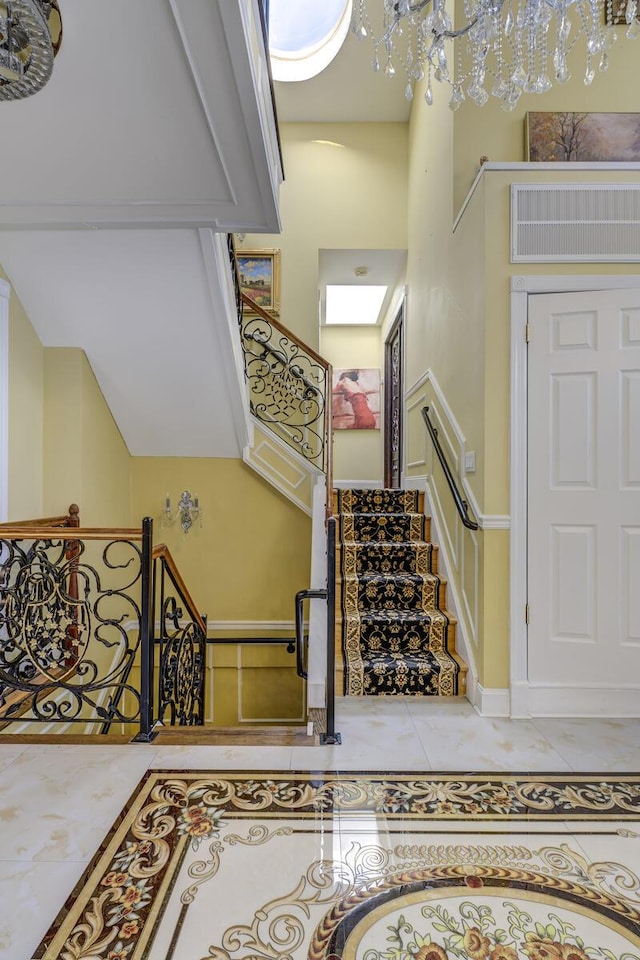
[325,285,387,325]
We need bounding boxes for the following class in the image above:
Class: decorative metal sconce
[164,491,201,533]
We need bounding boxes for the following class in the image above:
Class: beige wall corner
[131,456,311,623]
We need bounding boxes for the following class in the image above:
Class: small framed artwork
[332,368,381,430]
[605,0,640,23]
[237,249,281,314]
[526,112,640,162]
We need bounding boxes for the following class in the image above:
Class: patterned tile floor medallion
[34,772,640,960]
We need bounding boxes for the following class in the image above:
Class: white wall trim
[199,229,252,453]
[407,368,511,530]
[420,475,480,709]
[308,476,328,709]
[470,681,511,718]
[526,685,640,718]
[510,273,640,719]
[0,278,9,522]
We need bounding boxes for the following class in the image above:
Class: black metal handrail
[292,516,340,744]
[421,406,479,531]
[323,516,340,744]
[294,588,327,679]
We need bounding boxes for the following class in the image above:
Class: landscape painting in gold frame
[526,112,640,162]
[237,249,281,314]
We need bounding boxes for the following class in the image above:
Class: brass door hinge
[525,322,531,342]
[525,603,530,624]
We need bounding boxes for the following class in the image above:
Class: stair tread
[154,724,315,746]
[335,486,466,699]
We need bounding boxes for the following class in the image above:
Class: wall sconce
[164,491,201,533]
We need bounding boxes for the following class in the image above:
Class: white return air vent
[511,183,640,262]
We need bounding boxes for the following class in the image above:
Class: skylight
[269,0,352,82]
[325,285,388,325]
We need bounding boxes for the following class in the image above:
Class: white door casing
[528,288,640,688]
[510,276,640,718]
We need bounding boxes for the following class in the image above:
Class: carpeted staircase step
[341,540,437,575]
[342,572,445,611]
[340,511,426,542]
[336,487,466,699]
[336,488,422,514]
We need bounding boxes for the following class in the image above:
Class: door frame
[384,301,405,489]
[509,273,640,718]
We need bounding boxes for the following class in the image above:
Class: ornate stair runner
[336,488,467,697]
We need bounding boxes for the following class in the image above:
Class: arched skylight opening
[269,0,352,82]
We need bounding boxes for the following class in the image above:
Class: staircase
[335,488,467,697]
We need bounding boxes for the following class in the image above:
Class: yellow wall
[131,457,311,623]
[4,267,44,520]
[320,325,383,482]
[405,23,640,690]
[43,348,133,526]
[239,122,409,351]
[453,37,639,212]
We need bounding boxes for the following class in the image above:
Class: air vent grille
[511,184,640,262]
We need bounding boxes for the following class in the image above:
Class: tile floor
[1,697,639,959]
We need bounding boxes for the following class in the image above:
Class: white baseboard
[467,677,511,717]
[524,684,640,718]
[420,477,480,701]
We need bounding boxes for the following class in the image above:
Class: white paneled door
[528,288,640,693]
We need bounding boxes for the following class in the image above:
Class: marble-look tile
[532,718,640,771]
[0,743,28,773]
[411,715,572,771]
[0,859,87,960]
[406,697,478,720]
[292,714,430,770]
[0,745,152,861]
[149,744,293,769]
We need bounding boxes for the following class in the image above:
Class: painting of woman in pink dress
[332,368,380,430]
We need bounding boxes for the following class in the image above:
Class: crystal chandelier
[0,0,62,101]
[351,0,639,110]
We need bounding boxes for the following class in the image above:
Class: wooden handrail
[0,526,142,540]
[0,503,79,529]
[241,293,330,370]
[152,543,206,634]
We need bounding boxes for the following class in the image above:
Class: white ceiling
[0,0,280,458]
[1,1,408,461]
[273,22,412,122]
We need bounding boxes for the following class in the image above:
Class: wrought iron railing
[152,542,206,730]
[241,292,332,472]
[227,238,338,742]
[0,514,205,739]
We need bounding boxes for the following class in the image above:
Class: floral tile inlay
[33,772,640,960]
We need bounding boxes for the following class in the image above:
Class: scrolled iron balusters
[156,583,205,727]
[242,315,328,468]
[0,536,144,725]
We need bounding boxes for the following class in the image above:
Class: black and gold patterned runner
[338,488,466,696]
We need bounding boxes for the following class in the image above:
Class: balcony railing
[0,513,205,739]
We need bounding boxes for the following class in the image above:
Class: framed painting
[526,112,640,162]
[604,0,640,23]
[332,368,381,430]
[237,249,281,314]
